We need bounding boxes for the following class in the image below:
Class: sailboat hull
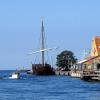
[32,64,55,75]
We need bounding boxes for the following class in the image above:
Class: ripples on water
[0,70,100,100]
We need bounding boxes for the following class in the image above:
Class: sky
[0,0,100,70]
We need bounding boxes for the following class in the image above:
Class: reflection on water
[0,70,100,100]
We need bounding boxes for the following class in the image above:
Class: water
[0,70,100,100]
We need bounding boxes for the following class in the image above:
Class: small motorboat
[9,72,20,79]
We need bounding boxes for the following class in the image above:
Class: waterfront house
[70,36,100,78]
[78,36,100,71]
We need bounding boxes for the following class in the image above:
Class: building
[78,36,100,71]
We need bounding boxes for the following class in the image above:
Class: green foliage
[56,50,77,71]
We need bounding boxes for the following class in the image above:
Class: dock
[70,71,82,78]
[55,70,70,76]
[81,70,100,81]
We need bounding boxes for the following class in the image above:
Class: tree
[56,50,77,71]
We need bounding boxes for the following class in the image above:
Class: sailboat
[29,19,56,75]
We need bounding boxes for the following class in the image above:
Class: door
[97,63,100,70]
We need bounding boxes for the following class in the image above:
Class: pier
[81,70,100,81]
[55,71,70,76]
[70,71,82,78]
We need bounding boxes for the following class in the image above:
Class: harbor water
[0,70,100,100]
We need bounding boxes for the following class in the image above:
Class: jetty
[81,70,100,81]
[55,70,70,76]
[70,71,82,78]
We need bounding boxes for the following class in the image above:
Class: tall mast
[41,19,45,66]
